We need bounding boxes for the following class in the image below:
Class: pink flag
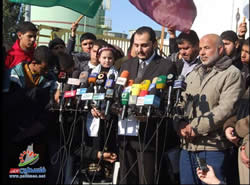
[129,0,197,32]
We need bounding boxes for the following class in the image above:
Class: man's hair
[135,26,156,43]
[33,46,52,64]
[216,36,224,48]
[93,39,108,48]
[113,45,125,59]
[242,37,249,46]
[176,30,199,46]
[127,32,135,53]
[56,51,75,71]
[220,30,238,43]
[80,32,97,44]
[17,21,38,34]
[48,38,66,50]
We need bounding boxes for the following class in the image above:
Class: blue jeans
[179,149,229,184]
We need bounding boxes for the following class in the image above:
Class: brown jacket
[177,56,245,151]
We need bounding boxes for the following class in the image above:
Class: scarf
[23,63,40,88]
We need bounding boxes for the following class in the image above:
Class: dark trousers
[179,149,231,184]
[118,137,159,184]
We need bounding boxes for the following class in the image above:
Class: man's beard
[201,51,220,67]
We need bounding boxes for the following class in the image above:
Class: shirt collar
[139,51,156,66]
[88,61,97,69]
[182,56,200,66]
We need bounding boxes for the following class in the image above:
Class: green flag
[9,0,103,18]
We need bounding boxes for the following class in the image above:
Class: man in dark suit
[117,26,177,184]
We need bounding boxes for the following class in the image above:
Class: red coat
[5,40,36,69]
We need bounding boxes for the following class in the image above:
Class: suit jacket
[118,54,178,151]
[119,54,176,82]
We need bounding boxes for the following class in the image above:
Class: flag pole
[243,16,246,23]
[76,15,84,24]
[159,26,165,57]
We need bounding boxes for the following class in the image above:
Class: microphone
[139,80,150,95]
[173,75,186,106]
[76,71,89,109]
[57,71,68,84]
[129,83,141,112]
[64,90,77,98]
[155,75,167,90]
[155,75,167,103]
[136,80,151,114]
[83,73,98,110]
[79,71,89,88]
[115,70,130,100]
[145,77,160,117]
[165,73,175,114]
[104,74,116,116]
[121,92,130,120]
[93,72,107,109]
[65,71,81,107]
[120,80,134,119]
[95,72,107,93]
[123,79,134,93]
[148,77,158,94]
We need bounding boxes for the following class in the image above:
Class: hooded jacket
[5,39,36,69]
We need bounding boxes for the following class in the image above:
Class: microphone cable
[120,117,128,184]
[54,101,81,184]
[119,111,167,184]
[140,115,150,184]
[155,116,170,184]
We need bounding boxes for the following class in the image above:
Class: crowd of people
[1,18,249,185]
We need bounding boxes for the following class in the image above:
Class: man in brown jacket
[175,34,244,184]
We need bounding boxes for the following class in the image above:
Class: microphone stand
[70,107,90,185]
[58,82,66,184]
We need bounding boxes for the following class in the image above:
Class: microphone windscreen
[152,77,158,84]
[120,70,129,78]
[88,78,96,84]
[72,70,81,78]
[178,75,185,81]
[109,73,116,80]
[79,71,89,83]
[127,79,134,86]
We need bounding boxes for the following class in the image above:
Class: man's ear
[218,45,224,56]
[153,40,158,50]
[17,31,23,40]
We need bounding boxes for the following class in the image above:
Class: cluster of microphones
[52,70,187,120]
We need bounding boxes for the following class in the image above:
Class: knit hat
[48,38,65,50]
[220,30,238,42]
